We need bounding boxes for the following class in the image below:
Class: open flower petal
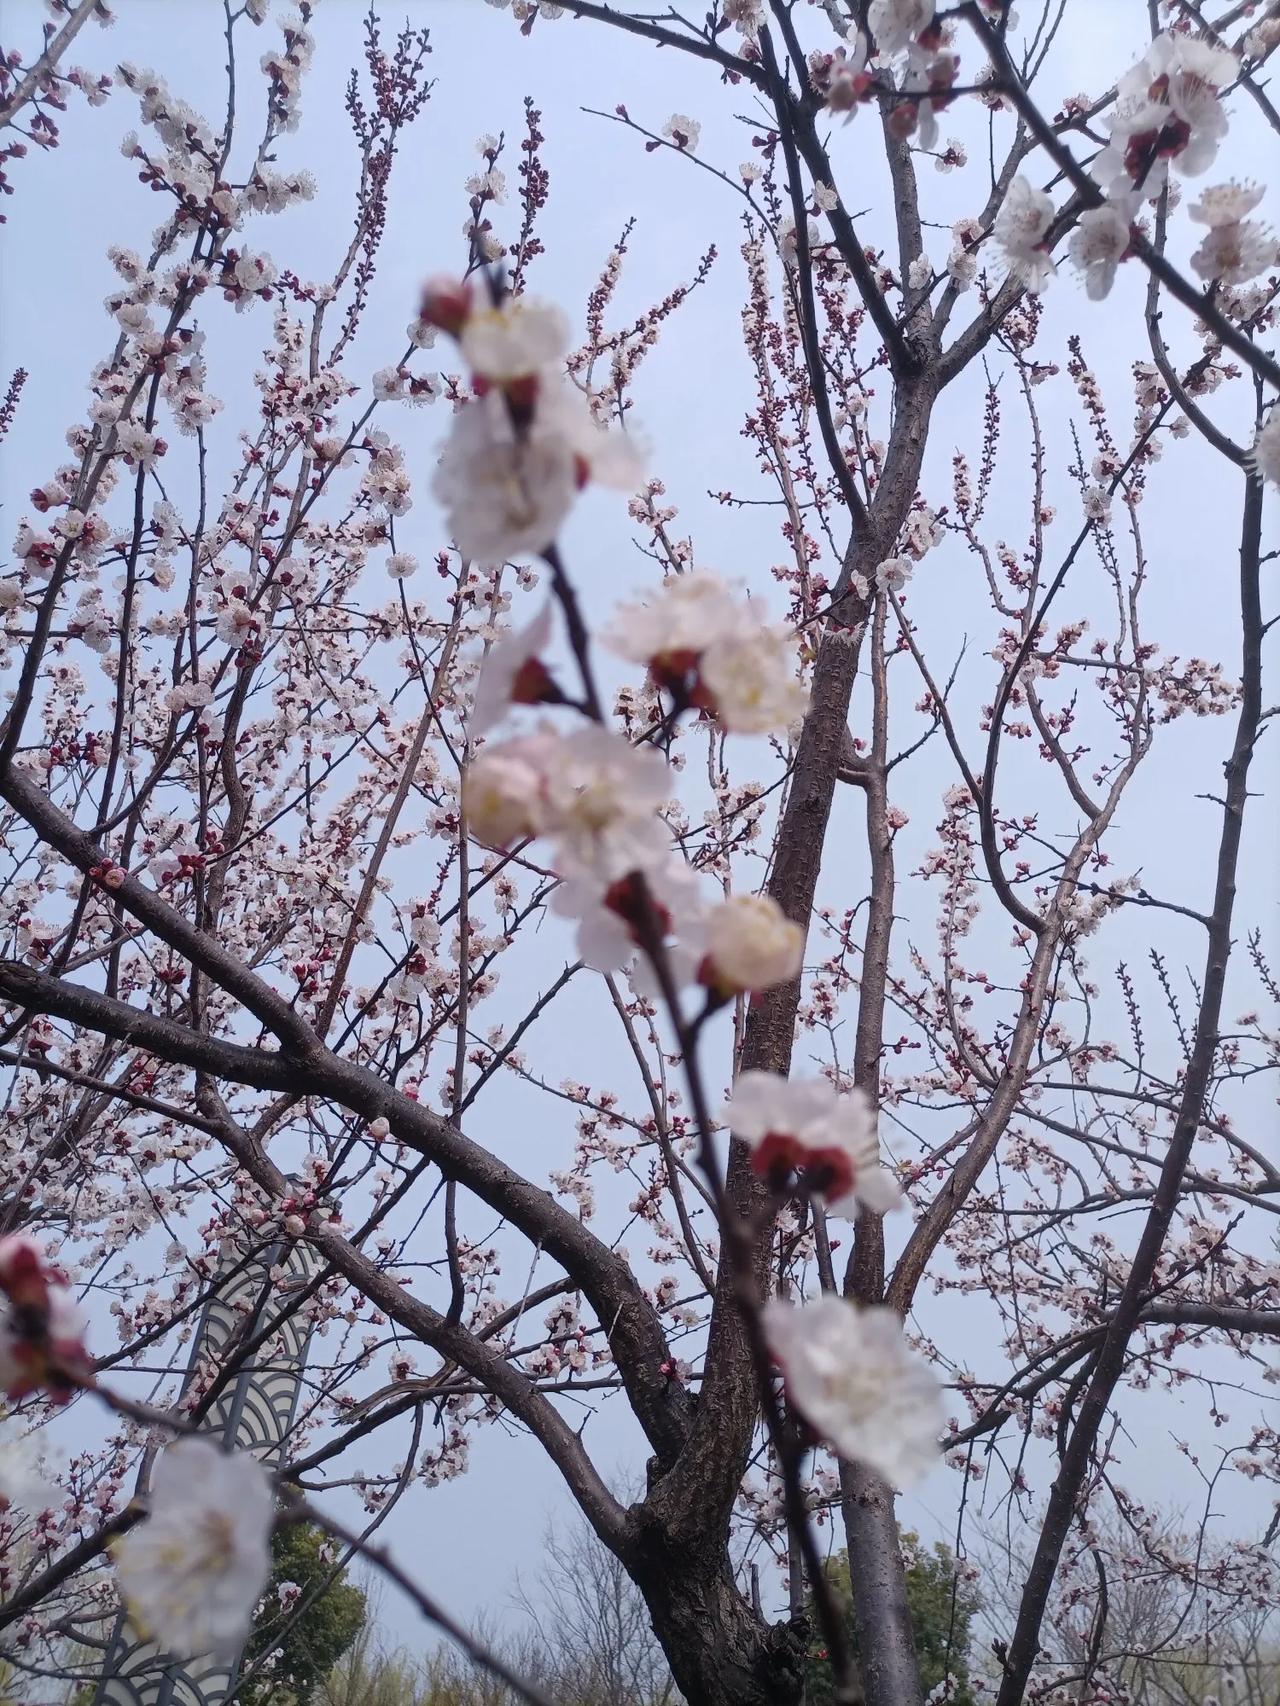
[763,1296,942,1487]
[114,1440,273,1659]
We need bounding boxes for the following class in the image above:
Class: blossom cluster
[997,32,1278,311]
[439,291,816,998]
[602,570,808,734]
[2,1244,284,1665]
[437,277,943,1488]
[807,2,960,148]
[727,1071,901,1220]
[2,4,1272,1689]
[423,279,642,563]
[464,718,806,996]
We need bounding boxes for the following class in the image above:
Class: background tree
[805,1536,978,1706]
[511,1510,680,1706]
[974,1506,1280,1704]
[240,1523,368,1706]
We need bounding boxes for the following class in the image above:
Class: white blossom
[762,1296,942,1486]
[1188,184,1274,283]
[434,382,640,565]
[868,0,934,58]
[542,726,671,881]
[1246,411,1280,487]
[947,248,977,290]
[875,556,913,594]
[551,858,704,978]
[537,383,644,491]
[994,176,1055,293]
[1096,32,1237,195]
[434,394,576,564]
[700,623,808,735]
[809,39,871,115]
[471,603,556,734]
[722,0,762,30]
[459,298,569,384]
[662,114,700,151]
[465,167,507,203]
[372,366,407,402]
[1190,181,1265,228]
[702,894,803,995]
[602,571,741,669]
[1068,200,1134,299]
[1154,33,1238,134]
[603,571,803,734]
[779,215,822,268]
[114,1440,272,1659]
[0,1434,58,1514]
[215,599,263,650]
[463,733,557,848]
[1190,221,1274,284]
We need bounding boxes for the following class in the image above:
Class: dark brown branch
[994,472,1267,1706]
[556,0,767,87]
[0,954,689,1469]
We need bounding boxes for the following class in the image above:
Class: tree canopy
[241,1523,368,1706]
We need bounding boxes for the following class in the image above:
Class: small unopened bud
[419,276,473,338]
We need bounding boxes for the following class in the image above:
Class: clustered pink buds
[0,1235,92,1403]
[276,1176,339,1240]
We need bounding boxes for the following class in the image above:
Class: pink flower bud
[419,276,473,338]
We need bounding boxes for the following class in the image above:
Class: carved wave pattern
[91,1234,322,1706]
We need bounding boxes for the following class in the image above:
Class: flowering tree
[0,3,1277,1706]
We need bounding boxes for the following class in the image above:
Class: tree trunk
[841,1464,922,1706]
[628,1510,808,1706]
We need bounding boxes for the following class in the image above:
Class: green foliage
[241,1522,368,1706]
[806,1533,979,1706]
